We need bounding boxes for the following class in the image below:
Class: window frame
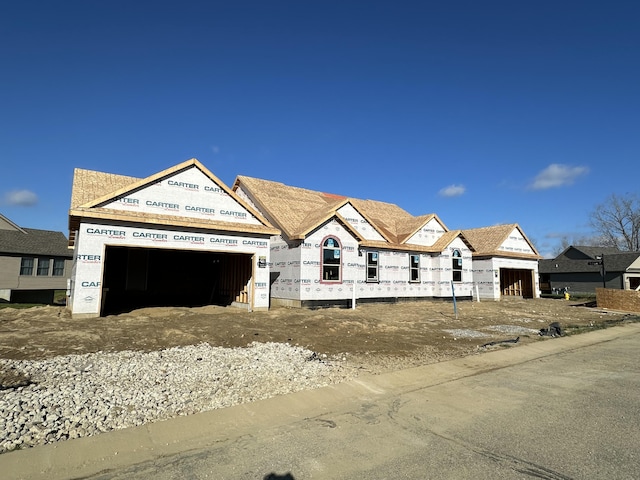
[37,257,51,276]
[52,258,65,277]
[321,236,342,283]
[409,254,420,283]
[452,249,463,282]
[366,250,379,282]
[20,257,34,276]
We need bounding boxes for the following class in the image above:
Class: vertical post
[475,284,480,302]
[601,253,606,289]
[352,281,356,309]
[451,281,458,319]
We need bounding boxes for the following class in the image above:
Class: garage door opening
[500,268,534,298]
[101,246,252,316]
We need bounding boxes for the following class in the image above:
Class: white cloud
[530,164,589,190]
[439,184,466,197]
[2,189,38,206]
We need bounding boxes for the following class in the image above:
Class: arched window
[452,249,462,282]
[322,237,341,282]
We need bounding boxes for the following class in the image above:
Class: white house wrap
[68,159,540,317]
[68,159,278,318]
[234,176,484,308]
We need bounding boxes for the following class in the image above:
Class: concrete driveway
[2,322,639,479]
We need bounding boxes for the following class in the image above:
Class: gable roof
[0,227,71,257]
[462,224,540,259]
[556,245,621,260]
[234,175,469,253]
[68,159,279,246]
[539,246,640,274]
[0,213,26,232]
[233,176,357,240]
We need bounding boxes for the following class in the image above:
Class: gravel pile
[485,325,540,335]
[0,342,353,453]
[442,328,490,339]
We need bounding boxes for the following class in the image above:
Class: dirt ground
[1,298,638,375]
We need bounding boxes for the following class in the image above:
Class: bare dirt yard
[1,298,637,374]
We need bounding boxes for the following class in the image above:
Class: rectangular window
[410,254,420,282]
[37,258,50,276]
[20,257,34,275]
[366,251,379,282]
[53,258,65,276]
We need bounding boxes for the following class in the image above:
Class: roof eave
[68,208,280,236]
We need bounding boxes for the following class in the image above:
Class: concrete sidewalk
[2,322,639,480]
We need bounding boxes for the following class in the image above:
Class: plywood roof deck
[462,224,541,259]
[68,160,279,246]
[234,175,471,253]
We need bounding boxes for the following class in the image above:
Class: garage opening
[500,268,534,298]
[101,246,252,315]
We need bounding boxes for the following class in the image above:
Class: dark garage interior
[101,246,252,315]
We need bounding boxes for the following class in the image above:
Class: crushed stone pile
[0,342,353,453]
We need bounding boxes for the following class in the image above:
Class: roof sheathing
[234,175,441,245]
[70,169,139,209]
[68,159,279,245]
[463,224,540,259]
[397,213,449,245]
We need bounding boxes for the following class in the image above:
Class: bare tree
[551,233,607,257]
[590,193,640,251]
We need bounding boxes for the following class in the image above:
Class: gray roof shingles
[540,250,640,274]
[0,228,72,257]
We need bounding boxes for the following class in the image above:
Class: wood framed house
[539,245,640,294]
[462,224,541,300]
[67,159,279,318]
[233,176,475,308]
[0,213,72,303]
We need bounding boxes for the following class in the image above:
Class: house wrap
[68,159,278,318]
[233,175,480,308]
[462,224,540,300]
[67,158,541,316]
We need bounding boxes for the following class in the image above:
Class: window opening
[53,258,65,276]
[20,257,34,276]
[367,251,379,282]
[37,258,50,276]
[322,237,341,281]
[452,249,462,282]
[410,254,420,282]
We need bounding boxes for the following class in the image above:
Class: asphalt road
[3,323,639,479]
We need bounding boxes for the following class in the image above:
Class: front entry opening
[500,268,534,298]
[101,246,252,315]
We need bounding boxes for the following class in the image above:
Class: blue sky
[1,1,638,258]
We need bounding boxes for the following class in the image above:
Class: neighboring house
[67,159,279,318]
[462,224,541,300]
[0,213,72,303]
[233,175,478,308]
[539,245,640,294]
